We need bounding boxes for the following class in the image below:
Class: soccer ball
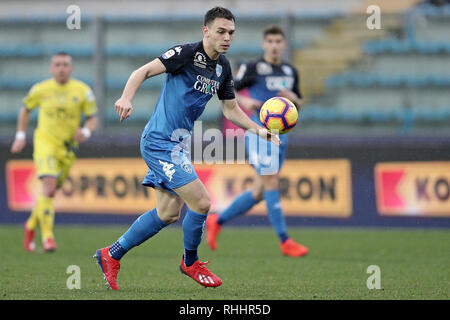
[259,97,298,134]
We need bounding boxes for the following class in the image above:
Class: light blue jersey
[141,41,235,193]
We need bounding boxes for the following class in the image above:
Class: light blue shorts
[245,130,288,175]
[140,137,197,195]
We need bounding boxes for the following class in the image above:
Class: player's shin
[264,190,289,243]
[182,209,207,266]
[37,196,55,242]
[26,201,40,231]
[109,208,168,260]
[218,190,259,225]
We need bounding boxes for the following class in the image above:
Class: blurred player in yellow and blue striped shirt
[10,52,98,252]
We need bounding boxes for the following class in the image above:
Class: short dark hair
[204,7,235,26]
[263,25,285,38]
[53,51,71,57]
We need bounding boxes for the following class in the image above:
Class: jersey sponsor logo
[256,62,273,75]
[265,76,294,91]
[216,64,222,77]
[159,160,175,182]
[174,46,182,55]
[194,75,220,95]
[282,65,293,76]
[194,52,207,68]
[162,49,175,59]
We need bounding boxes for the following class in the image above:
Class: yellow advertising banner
[375,162,450,216]
[203,160,353,217]
[6,159,154,214]
[6,158,352,217]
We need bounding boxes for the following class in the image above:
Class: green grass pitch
[0,224,449,300]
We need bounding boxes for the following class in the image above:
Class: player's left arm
[277,67,303,109]
[75,87,99,143]
[234,62,263,112]
[115,58,167,122]
[74,115,99,143]
[221,98,280,146]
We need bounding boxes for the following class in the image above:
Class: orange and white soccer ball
[259,97,298,134]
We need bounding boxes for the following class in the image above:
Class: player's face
[262,34,286,60]
[50,55,73,84]
[203,18,235,54]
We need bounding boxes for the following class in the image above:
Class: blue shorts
[140,137,197,195]
[245,130,288,175]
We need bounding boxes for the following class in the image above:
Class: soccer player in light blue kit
[94,7,280,290]
[206,25,309,257]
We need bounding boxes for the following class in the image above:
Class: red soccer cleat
[280,238,309,257]
[206,214,221,251]
[179,256,223,288]
[43,237,57,252]
[93,247,120,290]
[23,223,36,252]
[94,247,120,290]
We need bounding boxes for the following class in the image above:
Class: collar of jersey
[259,57,283,68]
[198,41,220,63]
[51,78,72,87]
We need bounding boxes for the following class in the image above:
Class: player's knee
[163,214,180,224]
[195,197,211,214]
[157,209,181,224]
[262,175,279,190]
[252,188,264,202]
[42,180,57,197]
[46,187,57,198]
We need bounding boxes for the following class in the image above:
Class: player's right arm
[234,62,263,112]
[11,83,41,154]
[115,58,167,122]
[222,98,280,146]
[116,44,193,122]
[236,94,262,112]
[10,107,30,154]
